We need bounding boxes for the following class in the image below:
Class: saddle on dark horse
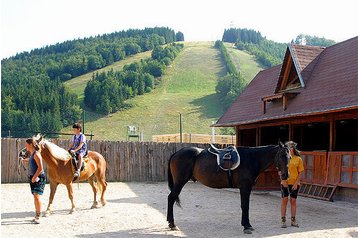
[208,144,240,188]
[208,144,240,171]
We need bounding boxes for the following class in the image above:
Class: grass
[64,50,152,101]
[61,42,262,141]
[62,42,227,141]
[224,42,262,83]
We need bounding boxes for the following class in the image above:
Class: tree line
[84,43,184,115]
[1,27,184,137]
[218,28,336,109]
[223,28,335,69]
[214,41,246,109]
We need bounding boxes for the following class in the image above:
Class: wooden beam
[236,127,240,146]
[280,57,292,92]
[289,123,293,141]
[329,118,336,151]
[283,94,287,111]
[262,101,266,114]
[256,127,261,146]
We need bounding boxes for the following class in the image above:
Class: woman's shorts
[281,185,300,199]
[29,173,46,195]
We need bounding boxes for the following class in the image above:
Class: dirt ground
[1,182,357,238]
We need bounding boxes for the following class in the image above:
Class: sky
[1,0,358,59]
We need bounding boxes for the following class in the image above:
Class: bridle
[17,147,28,175]
[275,146,289,180]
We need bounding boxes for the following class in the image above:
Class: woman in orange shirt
[280,142,304,228]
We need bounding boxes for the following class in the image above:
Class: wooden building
[214,37,358,201]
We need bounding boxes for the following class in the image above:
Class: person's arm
[31,152,44,183]
[72,142,84,152]
[292,173,301,190]
[293,157,304,190]
[278,171,288,187]
[68,141,74,151]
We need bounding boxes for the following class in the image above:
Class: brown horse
[167,142,290,234]
[20,134,107,215]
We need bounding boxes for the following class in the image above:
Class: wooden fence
[1,138,218,183]
[152,133,236,144]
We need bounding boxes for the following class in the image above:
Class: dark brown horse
[19,134,107,215]
[167,142,290,234]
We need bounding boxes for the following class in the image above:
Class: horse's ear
[278,140,284,147]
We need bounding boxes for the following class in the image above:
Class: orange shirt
[287,155,304,185]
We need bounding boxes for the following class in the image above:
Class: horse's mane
[33,134,71,161]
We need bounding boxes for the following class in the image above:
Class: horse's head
[275,141,290,180]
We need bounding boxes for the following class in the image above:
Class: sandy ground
[1,182,357,238]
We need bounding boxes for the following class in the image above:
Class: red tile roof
[215,36,358,127]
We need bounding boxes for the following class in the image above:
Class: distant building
[214,37,358,201]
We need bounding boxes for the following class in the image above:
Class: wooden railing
[301,151,358,189]
[152,133,236,145]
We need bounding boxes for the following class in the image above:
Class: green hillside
[224,42,262,83]
[64,50,152,101]
[62,42,262,141]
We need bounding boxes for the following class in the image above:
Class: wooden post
[236,127,240,146]
[262,101,266,114]
[256,127,261,146]
[289,123,293,141]
[283,94,287,110]
[329,118,336,151]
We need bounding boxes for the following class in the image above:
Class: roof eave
[288,44,305,88]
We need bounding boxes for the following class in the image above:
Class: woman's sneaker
[32,213,41,224]
[74,170,80,178]
[291,217,299,227]
[281,217,287,228]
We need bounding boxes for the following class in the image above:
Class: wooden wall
[1,138,213,183]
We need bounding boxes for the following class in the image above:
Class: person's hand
[31,177,38,183]
[281,180,288,188]
[292,183,298,190]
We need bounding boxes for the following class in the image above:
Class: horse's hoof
[44,211,50,217]
[69,208,75,214]
[247,227,254,231]
[243,229,252,234]
[168,223,178,230]
[91,203,98,209]
[101,201,106,207]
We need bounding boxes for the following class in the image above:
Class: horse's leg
[167,182,186,230]
[95,167,107,207]
[240,186,254,234]
[66,184,76,213]
[99,178,107,207]
[88,176,98,209]
[45,181,59,217]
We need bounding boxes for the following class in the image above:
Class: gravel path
[1,182,357,237]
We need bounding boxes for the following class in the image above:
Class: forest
[1,27,184,137]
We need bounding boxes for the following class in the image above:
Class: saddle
[208,144,240,171]
[70,153,88,173]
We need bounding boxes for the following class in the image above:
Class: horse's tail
[167,152,182,207]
